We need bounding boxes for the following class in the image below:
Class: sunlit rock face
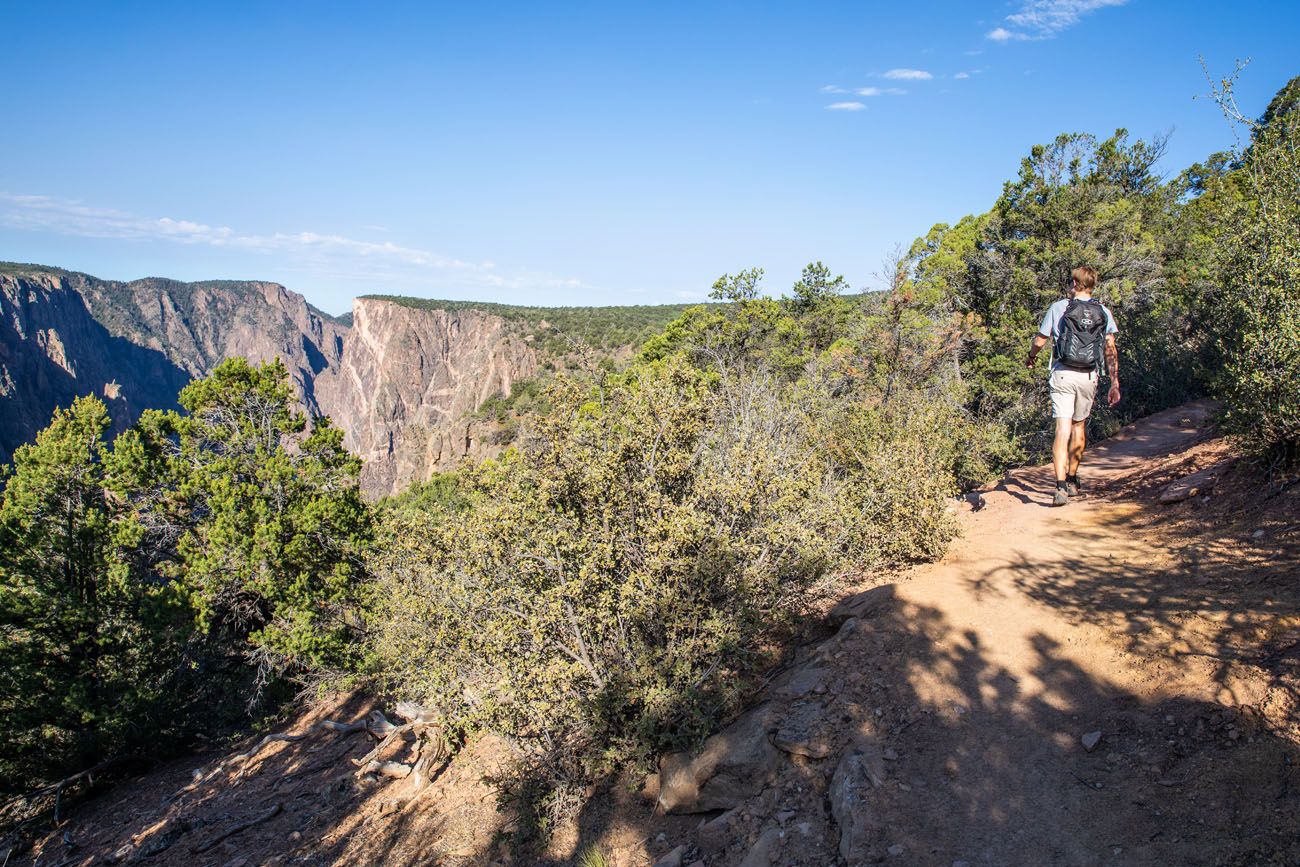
[319,297,537,498]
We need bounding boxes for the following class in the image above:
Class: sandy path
[861,401,1297,866]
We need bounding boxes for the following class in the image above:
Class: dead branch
[364,710,399,737]
[351,723,416,769]
[318,719,367,734]
[360,761,412,780]
[393,701,438,724]
[410,731,450,790]
[191,802,282,853]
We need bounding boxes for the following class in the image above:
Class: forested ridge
[1,71,1297,853]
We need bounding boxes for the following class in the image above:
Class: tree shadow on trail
[389,578,1300,866]
[788,591,1300,866]
[981,500,1300,707]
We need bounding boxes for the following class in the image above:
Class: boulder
[658,704,782,813]
[652,845,686,867]
[829,738,886,864]
[828,584,896,627]
[737,828,784,867]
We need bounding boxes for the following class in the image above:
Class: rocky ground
[13,401,1300,866]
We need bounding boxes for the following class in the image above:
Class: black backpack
[1054,299,1107,373]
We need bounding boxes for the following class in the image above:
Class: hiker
[1025,266,1120,506]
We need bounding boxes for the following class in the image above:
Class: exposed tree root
[191,802,282,853]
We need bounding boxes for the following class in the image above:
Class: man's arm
[1026,333,1049,368]
[1105,333,1120,406]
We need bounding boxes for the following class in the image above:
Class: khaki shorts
[1050,366,1098,421]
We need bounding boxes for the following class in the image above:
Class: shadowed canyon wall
[0,266,540,498]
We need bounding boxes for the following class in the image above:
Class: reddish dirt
[14,401,1300,866]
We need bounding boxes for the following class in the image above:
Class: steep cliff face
[321,297,538,497]
[0,266,347,465]
[0,273,186,463]
[75,274,349,418]
[1,262,686,500]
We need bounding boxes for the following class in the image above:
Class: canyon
[0,263,678,498]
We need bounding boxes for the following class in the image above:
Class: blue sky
[1,1,1296,314]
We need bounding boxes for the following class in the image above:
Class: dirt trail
[821,400,1299,865]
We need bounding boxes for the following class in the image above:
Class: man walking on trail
[1025,266,1120,506]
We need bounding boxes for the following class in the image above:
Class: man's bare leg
[1052,415,1073,483]
[1068,419,1087,476]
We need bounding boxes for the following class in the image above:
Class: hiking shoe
[1065,478,1080,497]
[1052,488,1069,507]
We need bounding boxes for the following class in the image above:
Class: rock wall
[0,273,191,464]
[0,266,538,499]
[319,297,538,498]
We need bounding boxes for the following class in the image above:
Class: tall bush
[1209,73,1300,462]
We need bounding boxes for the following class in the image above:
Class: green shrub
[0,360,374,798]
[0,398,192,794]
[366,272,975,830]
[369,360,845,775]
[1209,73,1300,463]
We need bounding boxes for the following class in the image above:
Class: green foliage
[1207,73,1300,462]
[370,360,838,775]
[124,358,373,671]
[375,471,467,520]
[0,360,373,797]
[0,398,191,794]
[576,847,612,867]
[643,266,875,380]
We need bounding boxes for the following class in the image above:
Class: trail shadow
[387,575,1300,866]
[981,499,1300,706]
[767,591,1300,866]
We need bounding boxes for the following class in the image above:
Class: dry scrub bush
[367,351,962,807]
[370,361,833,768]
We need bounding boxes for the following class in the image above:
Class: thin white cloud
[820,84,849,94]
[0,193,584,291]
[855,86,906,96]
[883,68,933,81]
[986,27,1024,41]
[987,0,1128,41]
[953,69,983,80]
[825,101,867,111]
